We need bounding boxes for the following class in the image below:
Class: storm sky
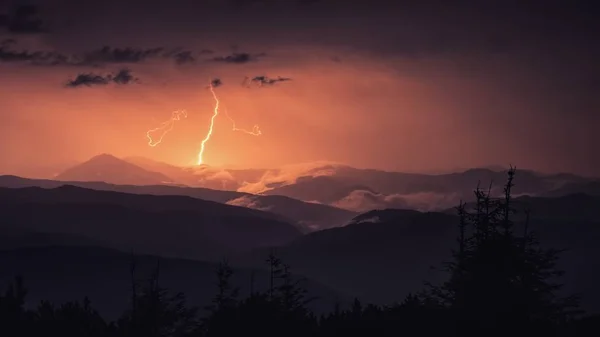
[1,0,598,176]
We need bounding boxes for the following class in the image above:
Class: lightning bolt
[146,110,187,147]
[224,107,262,136]
[196,83,220,165]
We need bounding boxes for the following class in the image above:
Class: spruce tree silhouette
[210,259,239,312]
[34,297,112,337]
[0,276,34,337]
[199,259,240,336]
[117,257,198,337]
[201,253,316,337]
[425,167,580,335]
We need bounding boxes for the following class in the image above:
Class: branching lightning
[196,82,220,165]
[145,77,265,165]
[146,110,187,147]
[224,106,262,136]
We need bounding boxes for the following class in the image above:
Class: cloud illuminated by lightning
[146,110,188,147]
[196,82,220,165]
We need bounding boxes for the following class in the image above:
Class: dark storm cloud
[242,75,292,87]
[65,73,110,87]
[163,48,212,65]
[65,69,139,88]
[6,1,599,61]
[0,44,68,65]
[210,78,223,88]
[111,69,137,84]
[171,50,195,65]
[0,4,46,34]
[0,43,199,67]
[229,0,324,6]
[1,38,17,47]
[211,52,266,64]
[80,46,165,65]
[74,46,201,66]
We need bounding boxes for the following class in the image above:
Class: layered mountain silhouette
[542,180,600,197]
[124,156,267,191]
[250,166,593,212]
[0,175,356,231]
[233,193,600,313]
[52,155,598,215]
[2,163,600,319]
[0,185,301,260]
[119,157,599,212]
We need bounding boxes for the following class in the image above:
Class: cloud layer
[0,43,201,67]
[65,69,138,87]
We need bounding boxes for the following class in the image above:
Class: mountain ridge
[0,175,356,231]
[0,185,302,260]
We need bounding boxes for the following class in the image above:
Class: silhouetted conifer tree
[201,253,316,337]
[117,259,198,337]
[425,167,580,335]
[34,297,111,337]
[209,259,239,312]
[0,276,34,337]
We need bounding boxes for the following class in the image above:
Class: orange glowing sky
[0,0,598,177]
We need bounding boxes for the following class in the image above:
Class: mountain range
[51,154,599,214]
[2,187,599,313]
[0,174,356,232]
[2,154,600,315]
[0,185,301,260]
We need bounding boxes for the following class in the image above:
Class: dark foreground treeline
[2,168,600,337]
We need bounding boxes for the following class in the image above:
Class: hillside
[0,186,301,260]
[0,245,345,320]
[124,156,267,190]
[442,193,600,222]
[234,197,600,313]
[542,180,600,197]
[0,175,356,231]
[251,165,594,212]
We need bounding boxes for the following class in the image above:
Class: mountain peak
[92,153,118,159]
[55,154,174,186]
[87,153,122,163]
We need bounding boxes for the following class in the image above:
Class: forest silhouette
[1,169,599,336]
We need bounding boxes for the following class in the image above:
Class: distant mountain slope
[0,175,356,231]
[262,175,376,204]
[235,199,600,313]
[124,156,268,190]
[235,210,457,303]
[0,245,345,320]
[49,155,598,217]
[261,166,594,212]
[442,193,600,222]
[0,186,301,260]
[542,180,600,197]
[55,154,175,185]
[0,227,107,250]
